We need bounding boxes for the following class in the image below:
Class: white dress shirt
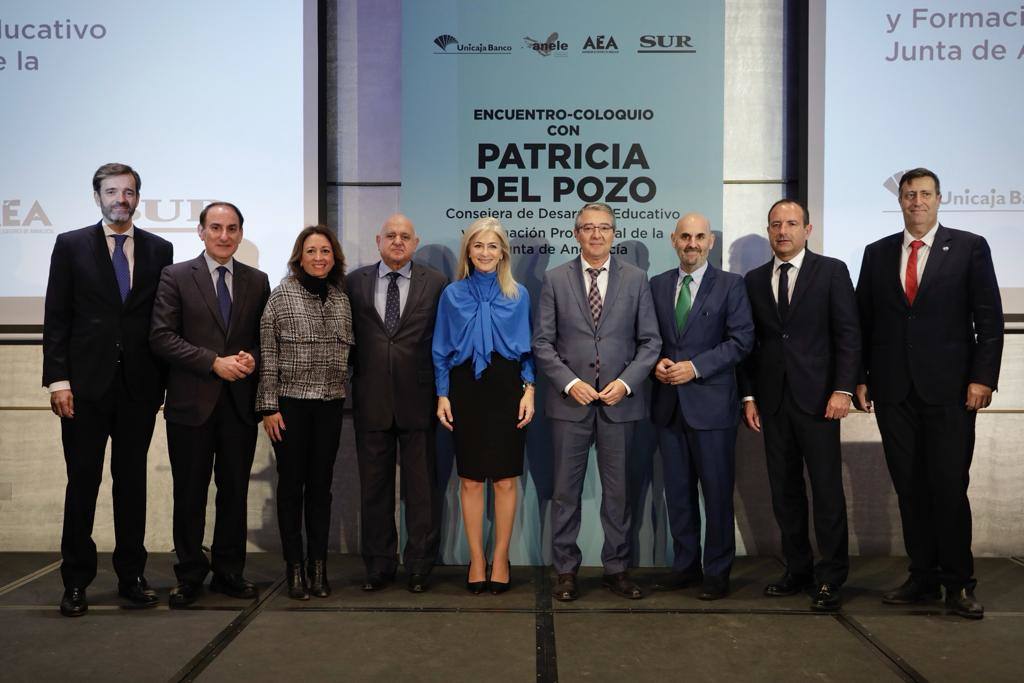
[674,261,709,378]
[374,260,413,320]
[899,221,939,291]
[204,251,235,297]
[771,247,807,305]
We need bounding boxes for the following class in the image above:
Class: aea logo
[524,32,568,56]
[582,35,619,53]
[433,34,458,52]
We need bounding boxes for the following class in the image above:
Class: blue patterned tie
[112,234,130,302]
[216,265,232,327]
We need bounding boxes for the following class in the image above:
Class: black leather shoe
[764,572,812,597]
[945,588,984,620]
[287,563,309,601]
[811,583,841,612]
[489,561,511,595]
[117,576,158,608]
[307,560,330,598]
[552,573,578,602]
[169,582,202,608]
[698,575,729,601]
[407,573,429,594]
[653,570,703,592]
[466,565,487,595]
[603,572,643,600]
[361,573,393,592]
[60,587,88,617]
[210,573,257,599]
[882,578,942,605]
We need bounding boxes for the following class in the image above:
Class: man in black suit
[150,202,270,607]
[855,168,1003,620]
[740,199,860,612]
[43,163,174,616]
[348,213,447,592]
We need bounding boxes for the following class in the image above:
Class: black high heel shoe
[489,561,511,595]
[466,563,487,595]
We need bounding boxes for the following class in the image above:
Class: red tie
[905,240,925,305]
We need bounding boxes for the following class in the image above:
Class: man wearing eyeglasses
[533,202,661,601]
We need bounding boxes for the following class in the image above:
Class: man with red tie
[855,168,1003,619]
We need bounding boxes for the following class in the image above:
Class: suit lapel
[228,261,250,338]
[567,259,596,332]
[396,262,426,335]
[90,223,122,307]
[124,229,150,309]
[786,251,818,319]
[598,258,622,332]
[655,271,680,342]
[679,265,716,340]
[191,254,227,334]
[913,225,951,304]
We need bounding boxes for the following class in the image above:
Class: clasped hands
[212,350,255,382]
[567,378,627,406]
[654,358,695,386]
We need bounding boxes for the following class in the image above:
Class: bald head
[377,213,419,270]
[671,212,715,273]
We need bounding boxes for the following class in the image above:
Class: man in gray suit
[150,201,270,607]
[533,202,661,601]
[348,214,447,593]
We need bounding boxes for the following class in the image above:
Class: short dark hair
[287,225,346,290]
[897,167,941,196]
[574,202,616,230]
[199,201,245,229]
[92,163,141,193]
[767,198,810,226]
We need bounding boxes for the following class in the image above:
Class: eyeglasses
[576,223,614,234]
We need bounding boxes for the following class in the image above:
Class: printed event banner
[401,0,725,276]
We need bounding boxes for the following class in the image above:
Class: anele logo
[582,35,619,53]
[638,34,696,53]
[2,199,51,227]
[524,32,568,56]
[433,34,458,52]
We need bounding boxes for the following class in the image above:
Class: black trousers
[761,384,849,586]
[356,422,439,576]
[875,385,977,591]
[167,387,257,584]
[271,397,344,564]
[59,368,158,589]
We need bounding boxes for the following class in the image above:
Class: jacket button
[782,333,789,340]
[589,363,596,368]
[596,336,601,341]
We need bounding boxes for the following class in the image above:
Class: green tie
[675,274,693,329]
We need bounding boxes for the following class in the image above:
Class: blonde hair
[456,217,520,299]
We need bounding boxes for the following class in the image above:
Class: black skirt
[448,356,527,481]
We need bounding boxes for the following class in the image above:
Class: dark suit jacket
[348,261,448,432]
[649,264,754,430]
[856,225,1003,404]
[150,253,270,426]
[43,222,174,406]
[739,250,861,416]
[532,256,661,423]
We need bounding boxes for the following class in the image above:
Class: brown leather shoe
[602,572,643,600]
[552,573,578,601]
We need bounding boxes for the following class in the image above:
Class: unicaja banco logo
[524,32,568,56]
[433,34,458,51]
[883,171,910,196]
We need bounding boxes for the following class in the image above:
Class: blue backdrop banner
[401,0,725,566]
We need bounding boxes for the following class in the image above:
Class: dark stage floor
[0,553,1021,682]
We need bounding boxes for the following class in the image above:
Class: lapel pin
[942,245,949,251]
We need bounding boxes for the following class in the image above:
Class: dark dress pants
[167,387,257,584]
[59,367,157,589]
[551,409,634,575]
[658,406,736,580]
[875,384,977,591]
[271,397,344,564]
[356,421,439,576]
[761,384,849,587]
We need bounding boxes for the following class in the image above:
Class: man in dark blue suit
[740,199,860,612]
[649,213,754,600]
[855,168,1003,619]
[43,163,174,616]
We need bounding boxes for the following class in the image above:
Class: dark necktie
[112,234,131,302]
[905,240,925,305]
[384,271,401,334]
[675,274,693,330]
[216,265,232,327]
[586,267,604,325]
[777,262,792,321]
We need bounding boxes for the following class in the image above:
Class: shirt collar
[378,260,413,279]
[678,260,709,283]
[102,223,135,239]
[580,255,611,272]
[204,250,234,274]
[774,248,807,272]
[903,222,939,249]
